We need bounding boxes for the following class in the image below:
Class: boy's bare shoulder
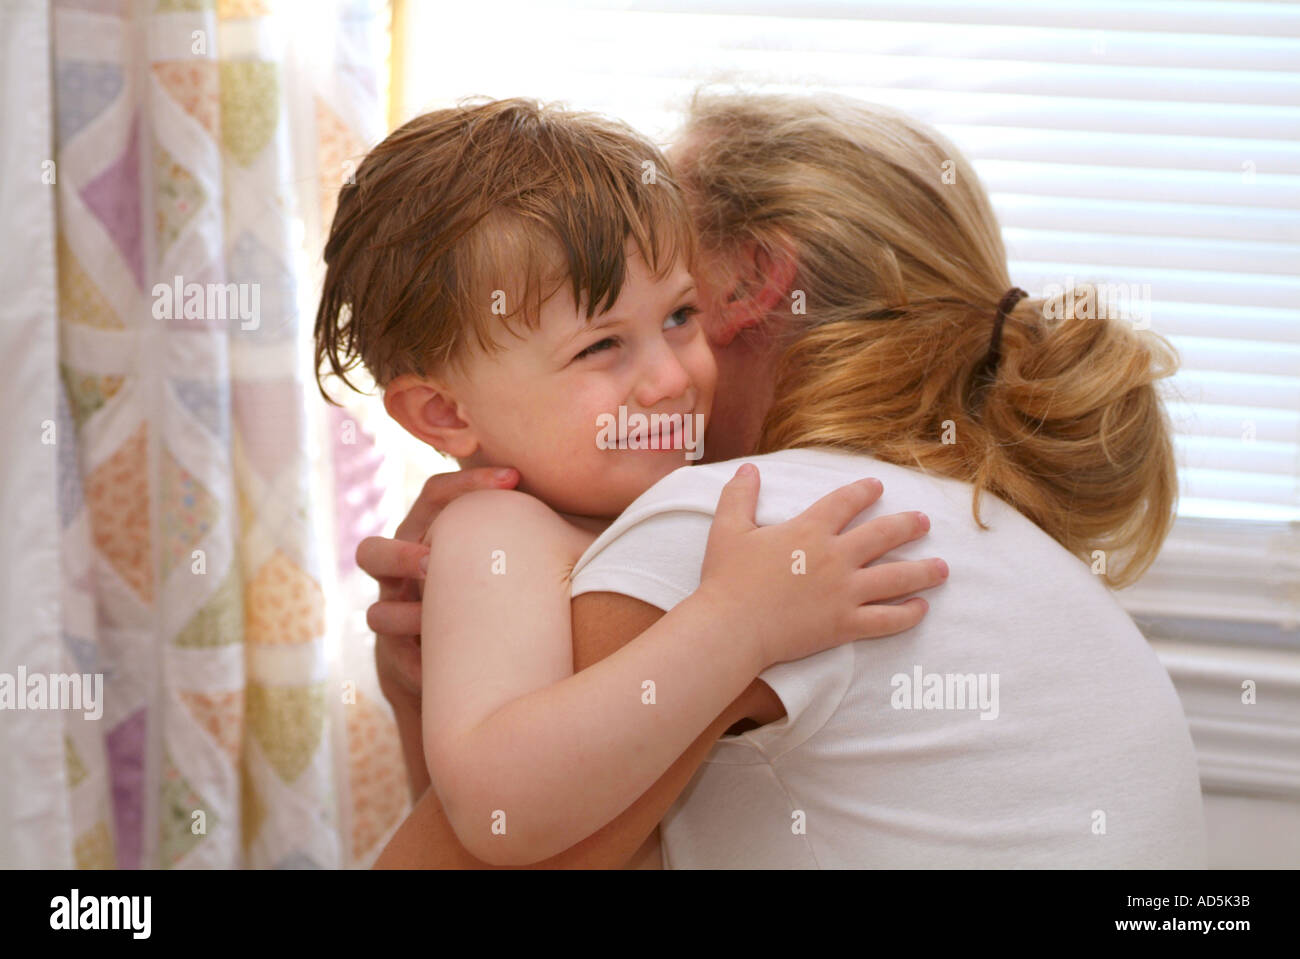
[427,488,593,557]
[432,488,559,531]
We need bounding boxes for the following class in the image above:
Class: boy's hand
[358,467,519,705]
[698,465,946,671]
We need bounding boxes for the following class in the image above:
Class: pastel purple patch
[106,707,146,869]
[81,114,143,290]
[231,381,305,484]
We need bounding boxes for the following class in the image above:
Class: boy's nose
[632,343,691,410]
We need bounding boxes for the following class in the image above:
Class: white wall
[1155,639,1300,869]
[1204,793,1300,869]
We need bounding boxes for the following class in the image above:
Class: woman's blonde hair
[677,91,1178,588]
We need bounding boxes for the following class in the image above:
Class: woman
[363,91,1206,868]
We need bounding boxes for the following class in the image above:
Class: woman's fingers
[375,633,423,695]
[851,596,929,639]
[366,598,424,638]
[392,467,519,543]
[853,558,948,605]
[844,510,931,564]
[800,477,883,532]
[357,535,429,584]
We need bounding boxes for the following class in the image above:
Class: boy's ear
[713,237,798,348]
[383,374,479,458]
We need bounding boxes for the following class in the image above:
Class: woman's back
[572,447,1208,868]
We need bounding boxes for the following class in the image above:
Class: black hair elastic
[982,286,1029,378]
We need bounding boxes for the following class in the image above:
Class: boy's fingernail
[916,512,930,531]
[738,463,756,477]
[933,558,948,579]
[495,468,515,482]
[418,555,429,575]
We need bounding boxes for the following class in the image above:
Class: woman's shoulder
[623,446,1069,565]
[639,446,895,496]
[628,447,966,517]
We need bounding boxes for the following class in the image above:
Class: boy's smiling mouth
[595,407,706,460]
[650,417,680,448]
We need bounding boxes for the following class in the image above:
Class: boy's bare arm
[366,467,524,801]
[423,468,893,866]
[374,590,768,868]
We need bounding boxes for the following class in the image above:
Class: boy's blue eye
[666,306,698,329]
[571,307,696,362]
[573,336,619,361]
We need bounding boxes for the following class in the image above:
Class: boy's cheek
[511,431,602,493]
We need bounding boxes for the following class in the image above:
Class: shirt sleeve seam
[753,646,856,761]
[571,564,693,611]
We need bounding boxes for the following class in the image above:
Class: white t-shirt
[571,447,1208,869]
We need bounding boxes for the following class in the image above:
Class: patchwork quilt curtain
[0,0,407,869]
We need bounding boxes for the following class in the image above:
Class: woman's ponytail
[680,91,1179,587]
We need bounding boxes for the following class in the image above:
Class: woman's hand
[357,467,519,707]
[697,464,945,670]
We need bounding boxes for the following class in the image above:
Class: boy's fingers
[393,467,519,543]
[366,599,423,637]
[711,464,761,534]
[852,596,928,639]
[853,558,948,604]
[801,477,883,532]
[845,510,931,564]
[357,535,429,583]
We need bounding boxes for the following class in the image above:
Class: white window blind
[398,0,1300,628]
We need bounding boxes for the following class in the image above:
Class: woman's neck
[556,511,615,536]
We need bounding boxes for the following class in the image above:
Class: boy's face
[440,245,716,519]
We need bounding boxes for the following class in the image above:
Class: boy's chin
[543,458,688,517]
[620,449,692,476]
[615,453,696,497]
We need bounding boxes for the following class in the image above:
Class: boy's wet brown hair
[313,97,696,403]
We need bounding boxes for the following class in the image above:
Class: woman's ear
[714,238,798,347]
[383,374,479,458]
